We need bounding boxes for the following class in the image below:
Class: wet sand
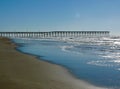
[0,37,106,89]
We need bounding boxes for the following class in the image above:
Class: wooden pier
[0,31,110,38]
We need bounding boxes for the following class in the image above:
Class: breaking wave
[59,37,120,70]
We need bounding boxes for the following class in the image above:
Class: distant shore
[0,37,106,89]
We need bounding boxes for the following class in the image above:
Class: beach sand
[0,37,106,89]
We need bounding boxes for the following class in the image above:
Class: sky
[0,0,120,35]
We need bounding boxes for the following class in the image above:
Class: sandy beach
[0,37,106,89]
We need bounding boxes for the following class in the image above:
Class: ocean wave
[59,37,120,70]
[15,37,120,69]
[60,45,74,52]
[87,60,113,67]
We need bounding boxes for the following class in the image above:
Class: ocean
[12,37,120,89]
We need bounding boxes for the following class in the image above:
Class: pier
[0,31,110,38]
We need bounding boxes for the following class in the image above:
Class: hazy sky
[0,0,120,35]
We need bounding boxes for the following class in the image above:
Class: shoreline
[0,37,107,89]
